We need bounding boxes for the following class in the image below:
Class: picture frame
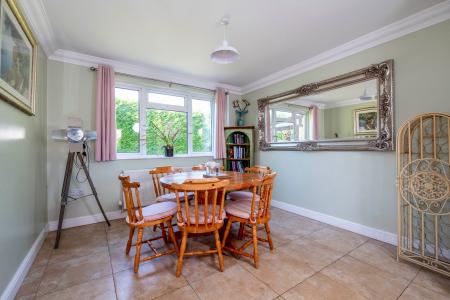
[354,107,377,135]
[0,0,37,115]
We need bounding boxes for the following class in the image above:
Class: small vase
[163,145,174,157]
[237,118,245,126]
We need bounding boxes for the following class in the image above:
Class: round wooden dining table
[160,171,261,191]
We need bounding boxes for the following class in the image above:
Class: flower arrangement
[232,99,250,126]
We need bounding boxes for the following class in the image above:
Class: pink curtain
[311,105,319,140]
[214,88,226,159]
[95,65,116,161]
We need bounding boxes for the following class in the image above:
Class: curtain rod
[90,66,228,94]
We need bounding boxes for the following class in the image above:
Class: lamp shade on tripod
[50,126,109,248]
[51,127,97,143]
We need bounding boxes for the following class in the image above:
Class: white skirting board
[271,200,398,245]
[0,225,48,300]
[47,210,126,231]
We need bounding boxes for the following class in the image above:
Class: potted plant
[150,120,181,157]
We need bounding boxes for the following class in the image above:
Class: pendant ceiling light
[211,17,239,64]
[359,88,377,101]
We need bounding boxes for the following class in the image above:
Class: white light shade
[359,88,377,101]
[210,40,239,64]
[51,127,97,143]
[67,127,84,142]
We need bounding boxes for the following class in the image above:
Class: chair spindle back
[119,175,144,224]
[245,165,272,195]
[244,165,272,176]
[249,172,277,222]
[149,166,182,197]
[171,179,229,230]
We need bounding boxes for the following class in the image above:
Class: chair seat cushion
[225,199,262,219]
[181,205,226,225]
[228,191,259,201]
[127,202,177,223]
[156,192,194,203]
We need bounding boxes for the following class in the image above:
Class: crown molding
[49,49,243,94]
[17,0,56,56]
[241,0,450,94]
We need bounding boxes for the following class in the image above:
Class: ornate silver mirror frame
[257,59,394,151]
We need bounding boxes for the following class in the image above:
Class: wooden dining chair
[171,178,229,277]
[222,172,277,268]
[227,165,272,201]
[228,166,272,239]
[119,175,179,273]
[149,166,193,203]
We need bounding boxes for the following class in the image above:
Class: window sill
[116,153,215,160]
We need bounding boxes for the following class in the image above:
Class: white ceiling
[36,0,445,88]
[295,80,377,104]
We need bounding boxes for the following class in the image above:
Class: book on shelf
[231,146,247,159]
[232,133,246,144]
[230,160,245,172]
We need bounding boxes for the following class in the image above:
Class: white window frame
[270,106,309,142]
[115,83,215,159]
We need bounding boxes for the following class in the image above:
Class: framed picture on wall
[0,0,37,115]
[354,107,377,135]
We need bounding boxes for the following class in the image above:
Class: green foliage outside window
[192,112,211,152]
[116,98,212,155]
[116,98,139,153]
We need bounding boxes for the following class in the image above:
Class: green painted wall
[323,102,376,139]
[0,47,47,292]
[243,20,450,234]
[46,61,214,222]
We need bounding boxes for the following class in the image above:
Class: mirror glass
[266,79,378,143]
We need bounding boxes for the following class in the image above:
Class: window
[270,107,308,142]
[115,85,214,158]
[192,99,212,152]
[148,92,185,107]
[115,88,139,153]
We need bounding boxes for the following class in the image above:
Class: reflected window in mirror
[269,105,309,142]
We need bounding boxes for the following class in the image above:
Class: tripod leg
[77,152,111,226]
[55,152,75,249]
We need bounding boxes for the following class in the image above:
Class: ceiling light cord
[222,19,228,42]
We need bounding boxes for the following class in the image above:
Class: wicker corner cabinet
[396,112,450,277]
[224,126,254,172]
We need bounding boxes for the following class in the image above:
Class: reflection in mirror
[267,79,378,142]
[268,104,309,142]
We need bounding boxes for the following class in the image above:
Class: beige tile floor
[16,208,450,300]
